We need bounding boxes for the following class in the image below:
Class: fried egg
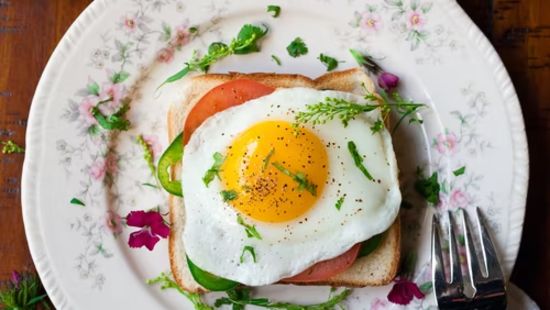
[181,87,401,286]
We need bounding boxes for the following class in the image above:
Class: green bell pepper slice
[157,133,184,197]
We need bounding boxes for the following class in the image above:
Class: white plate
[22,0,528,309]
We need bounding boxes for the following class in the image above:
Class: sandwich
[165,68,401,293]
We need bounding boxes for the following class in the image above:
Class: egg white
[181,88,401,286]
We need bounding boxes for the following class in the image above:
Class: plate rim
[21,0,529,308]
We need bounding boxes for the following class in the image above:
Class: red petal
[150,221,170,238]
[128,229,160,251]
[387,279,425,305]
[126,211,148,227]
[143,211,164,226]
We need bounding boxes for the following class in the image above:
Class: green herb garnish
[160,24,268,87]
[1,140,24,154]
[318,53,339,71]
[271,54,282,66]
[147,272,213,310]
[267,5,281,17]
[262,148,275,171]
[453,166,466,176]
[347,141,374,181]
[335,196,345,210]
[221,190,238,202]
[215,286,352,309]
[91,98,131,131]
[286,37,308,58]
[70,198,85,207]
[0,271,50,310]
[272,162,317,196]
[240,246,257,263]
[237,215,262,240]
[203,152,224,187]
[136,135,156,177]
[349,48,382,74]
[415,171,440,204]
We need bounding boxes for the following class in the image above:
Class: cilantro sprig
[1,140,24,154]
[272,162,317,196]
[221,190,238,202]
[287,37,308,57]
[335,196,345,210]
[415,170,440,204]
[237,215,262,240]
[267,5,281,17]
[161,24,268,87]
[240,246,257,263]
[348,141,375,181]
[318,53,339,71]
[147,273,212,310]
[203,152,225,187]
[215,287,352,310]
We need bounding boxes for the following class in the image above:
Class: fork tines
[431,207,507,309]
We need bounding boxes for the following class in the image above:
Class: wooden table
[0,0,548,308]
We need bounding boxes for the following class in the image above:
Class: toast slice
[168,68,401,293]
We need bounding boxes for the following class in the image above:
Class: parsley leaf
[272,162,317,196]
[215,287,352,309]
[335,196,345,210]
[240,246,257,263]
[267,5,281,17]
[70,198,85,207]
[453,166,466,176]
[271,54,282,66]
[318,53,339,71]
[221,190,238,202]
[202,152,225,187]
[237,215,262,240]
[415,171,440,204]
[136,135,156,178]
[91,98,131,131]
[286,37,308,57]
[148,273,213,310]
[348,141,375,181]
[262,148,275,171]
[160,24,268,87]
[1,140,24,154]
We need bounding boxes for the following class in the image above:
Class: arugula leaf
[453,166,466,176]
[318,53,339,71]
[136,135,156,178]
[348,141,375,181]
[237,215,262,240]
[271,54,282,66]
[70,198,85,207]
[221,190,238,202]
[267,5,281,17]
[202,152,225,187]
[286,37,308,57]
[1,140,25,154]
[147,273,213,310]
[262,148,275,171]
[160,24,268,87]
[240,246,257,263]
[91,98,131,131]
[335,196,345,210]
[415,171,440,204]
[215,287,352,309]
[272,162,317,196]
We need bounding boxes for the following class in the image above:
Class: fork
[431,207,507,309]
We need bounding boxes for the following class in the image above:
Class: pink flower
[105,211,123,236]
[387,278,425,305]
[79,98,98,126]
[435,132,458,154]
[122,15,137,32]
[141,134,162,158]
[99,83,126,115]
[450,189,469,209]
[361,13,382,32]
[378,72,400,91]
[156,47,175,63]
[371,297,388,310]
[126,211,170,251]
[407,11,425,30]
[172,25,190,47]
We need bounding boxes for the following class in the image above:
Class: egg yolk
[221,121,328,223]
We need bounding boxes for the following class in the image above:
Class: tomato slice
[183,79,275,144]
[281,243,361,283]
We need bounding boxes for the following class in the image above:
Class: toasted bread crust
[167,69,399,293]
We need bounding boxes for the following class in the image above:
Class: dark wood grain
[0,0,548,308]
